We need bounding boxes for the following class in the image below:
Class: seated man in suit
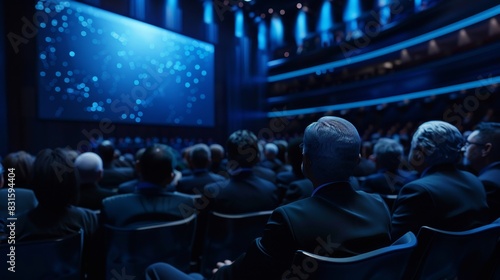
[74,152,116,210]
[100,144,195,228]
[176,143,226,195]
[463,122,500,221]
[359,138,417,195]
[145,116,392,280]
[391,121,490,239]
[203,130,280,214]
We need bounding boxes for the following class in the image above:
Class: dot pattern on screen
[37,0,215,126]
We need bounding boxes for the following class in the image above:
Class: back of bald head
[75,152,103,184]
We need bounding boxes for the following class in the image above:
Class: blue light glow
[37,0,215,127]
[317,1,333,32]
[267,76,500,117]
[235,9,244,38]
[295,10,307,46]
[203,0,213,24]
[271,15,284,48]
[268,5,500,82]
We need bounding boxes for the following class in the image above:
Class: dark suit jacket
[100,167,135,190]
[360,169,418,195]
[117,179,139,194]
[213,182,392,280]
[391,164,490,239]
[176,169,225,195]
[252,166,276,183]
[78,183,116,210]
[204,170,280,214]
[100,182,195,228]
[280,178,314,205]
[479,161,500,221]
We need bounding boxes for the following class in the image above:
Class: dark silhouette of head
[2,151,35,189]
[226,130,260,169]
[97,140,115,167]
[372,138,404,172]
[138,144,175,186]
[189,143,211,169]
[32,148,79,210]
[209,143,225,165]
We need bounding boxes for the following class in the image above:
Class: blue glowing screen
[37,0,215,127]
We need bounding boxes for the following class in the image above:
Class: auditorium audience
[176,143,225,195]
[463,122,500,221]
[146,116,392,280]
[1,148,100,278]
[74,152,116,210]
[203,130,280,214]
[0,148,99,243]
[359,138,418,195]
[100,144,195,228]
[391,121,490,239]
[97,140,135,189]
[0,152,38,218]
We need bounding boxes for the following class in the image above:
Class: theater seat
[404,218,500,280]
[286,231,417,280]
[104,214,197,280]
[0,230,83,280]
[200,210,273,277]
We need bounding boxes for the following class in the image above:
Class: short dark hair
[226,130,260,168]
[97,140,115,164]
[189,144,211,169]
[476,122,500,160]
[32,148,79,209]
[139,144,174,185]
[2,151,35,189]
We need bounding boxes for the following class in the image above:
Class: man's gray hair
[303,116,361,181]
[411,121,464,166]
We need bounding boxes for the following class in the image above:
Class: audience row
[0,118,499,279]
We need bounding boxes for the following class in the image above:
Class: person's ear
[482,143,492,157]
[97,169,103,181]
[368,154,376,163]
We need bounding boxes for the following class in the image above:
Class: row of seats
[1,214,500,280]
